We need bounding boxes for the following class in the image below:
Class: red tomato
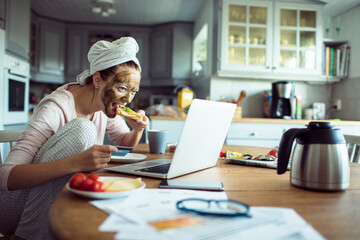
[90,181,105,192]
[73,173,86,181]
[79,178,94,191]
[69,173,86,190]
[87,173,100,182]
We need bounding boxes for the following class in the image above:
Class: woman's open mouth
[111,102,124,114]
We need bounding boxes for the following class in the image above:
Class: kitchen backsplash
[210,78,332,119]
[332,76,360,121]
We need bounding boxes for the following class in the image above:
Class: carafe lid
[296,121,345,144]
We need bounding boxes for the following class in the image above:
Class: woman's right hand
[74,144,117,172]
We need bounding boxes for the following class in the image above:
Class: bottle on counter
[177,88,194,109]
[295,95,302,119]
[263,90,271,118]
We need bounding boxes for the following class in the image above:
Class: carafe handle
[277,128,307,174]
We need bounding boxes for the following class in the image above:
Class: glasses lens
[217,201,248,214]
[181,199,210,210]
[179,199,249,216]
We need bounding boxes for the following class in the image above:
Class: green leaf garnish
[124,107,140,116]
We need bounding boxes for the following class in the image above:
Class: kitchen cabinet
[5,0,30,60]
[31,17,66,84]
[65,28,89,82]
[131,32,149,81]
[0,0,5,29]
[65,28,150,83]
[150,23,193,86]
[39,22,65,76]
[226,122,287,148]
[218,0,323,81]
[226,122,360,148]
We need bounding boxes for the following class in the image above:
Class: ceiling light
[92,0,117,17]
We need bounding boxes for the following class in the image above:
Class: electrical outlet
[334,99,342,111]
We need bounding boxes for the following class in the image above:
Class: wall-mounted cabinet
[150,23,193,86]
[65,29,150,83]
[218,0,323,82]
[0,0,5,29]
[5,0,30,60]
[131,32,149,81]
[31,17,65,84]
[65,28,89,83]
[39,23,65,75]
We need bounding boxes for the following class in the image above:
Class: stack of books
[323,42,350,78]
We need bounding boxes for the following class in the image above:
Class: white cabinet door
[226,122,284,148]
[219,0,323,81]
[273,2,323,76]
[221,0,273,73]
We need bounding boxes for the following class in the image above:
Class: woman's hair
[84,61,140,86]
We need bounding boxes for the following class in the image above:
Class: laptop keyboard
[136,163,171,174]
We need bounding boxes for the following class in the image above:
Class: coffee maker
[270,81,295,119]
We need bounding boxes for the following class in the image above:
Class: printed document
[90,189,324,240]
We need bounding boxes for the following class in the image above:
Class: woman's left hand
[125,110,149,131]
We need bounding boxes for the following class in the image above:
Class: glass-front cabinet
[220,0,323,80]
[221,0,273,73]
[273,2,323,76]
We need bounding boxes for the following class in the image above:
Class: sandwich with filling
[117,106,141,120]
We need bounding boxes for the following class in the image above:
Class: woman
[0,37,148,239]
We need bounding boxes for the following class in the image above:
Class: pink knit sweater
[0,83,130,191]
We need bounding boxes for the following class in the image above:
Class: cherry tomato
[79,178,94,191]
[87,173,100,182]
[90,181,105,192]
[69,173,86,190]
[73,173,86,181]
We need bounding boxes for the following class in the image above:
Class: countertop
[149,116,360,126]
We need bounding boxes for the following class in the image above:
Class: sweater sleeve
[0,101,66,191]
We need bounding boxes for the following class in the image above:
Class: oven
[3,54,30,125]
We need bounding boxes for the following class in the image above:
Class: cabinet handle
[272,66,277,70]
[250,132,258,136]
[266,66,270,69]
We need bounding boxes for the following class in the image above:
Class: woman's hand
[126,110,149,132]
[74,145,118,172]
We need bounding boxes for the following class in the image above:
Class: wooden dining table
[50,144,360,240]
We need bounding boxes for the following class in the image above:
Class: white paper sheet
[90,189,325,240]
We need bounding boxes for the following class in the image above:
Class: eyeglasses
[176,198,251,217]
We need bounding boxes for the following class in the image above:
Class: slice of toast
[103,178,142,192]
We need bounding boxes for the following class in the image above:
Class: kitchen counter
[149,116,360,126]
[150,116,360,147]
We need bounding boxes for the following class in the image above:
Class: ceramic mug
[147,130,168,154]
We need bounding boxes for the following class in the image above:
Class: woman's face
[100,66,141,118]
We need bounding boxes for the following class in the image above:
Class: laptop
[105,99,236,179]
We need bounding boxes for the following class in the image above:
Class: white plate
[110,153,147,163]
[66,176,146,199]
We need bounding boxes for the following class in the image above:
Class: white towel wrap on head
[76,37,141,85]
